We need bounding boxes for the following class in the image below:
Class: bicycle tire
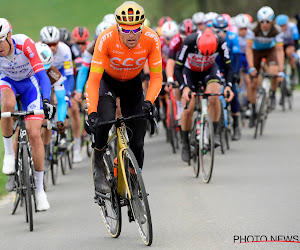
[254,90,266,139]
[168,101,176,154]
[280,80,287,112]
[11,173,21,215]
[22,146,34,231]
[60,151,68,175]
[219,103,225,155]
[95,150,122,238]
[123,148,153,246]
[67,126,74,169]
[43,146,50,191]
[225,128,231,150]
[199,114,214,183]
[51,155,59,185]
[191,118,200,178]
[86,139,92,157]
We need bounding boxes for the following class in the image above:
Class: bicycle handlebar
[0,110,44,118]
[162,81,180,89]
[96,113,147,127]
[185,91,230,109]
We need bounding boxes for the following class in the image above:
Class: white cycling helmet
[257,6,275,22]
[0,18,11,40]
[40,26,60,43]
[161,21,179,39]
[35,43,53,70]
[95,22,111,37]
[234,14,250,28]
[192,12,205,24]
[103,14,116,25]
[204,12,218,24]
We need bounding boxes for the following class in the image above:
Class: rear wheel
[219,103,225,155]
[280,80,287,112]
[60,151,68,175]
[191,118,200,178]
[51,154,59,185]
[199,114,214,183]
[254,90,266,139]
[124,148,153,246]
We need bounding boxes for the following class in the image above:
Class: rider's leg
[269,64,279,110]
[70,98,82,162]
[230,82,241,140]
[0,87,16,174]
[206,82,221,146]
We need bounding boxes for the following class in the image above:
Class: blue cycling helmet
[213,15,228,29]
[275,14,288,26]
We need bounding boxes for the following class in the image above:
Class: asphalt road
[1,92,300,249]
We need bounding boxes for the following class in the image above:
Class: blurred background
[4,0,300,41]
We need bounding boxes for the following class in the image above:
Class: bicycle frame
[105,122,132,200]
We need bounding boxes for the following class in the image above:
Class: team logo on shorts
[29,53,34,58]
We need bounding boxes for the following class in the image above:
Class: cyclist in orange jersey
[85,1,162,194]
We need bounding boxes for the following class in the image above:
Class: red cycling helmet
[197,29,218,56]
[158,16,172,27]
[72,26,89,42]
[179,19,197,36]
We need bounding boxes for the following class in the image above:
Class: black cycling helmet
[59,27,71,44]
[179,19,197,36]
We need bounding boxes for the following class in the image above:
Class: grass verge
[0,130,8,199]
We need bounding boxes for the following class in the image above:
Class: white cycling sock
[74,137,81,152]
[35,170,44,193]
[3,136,14,155]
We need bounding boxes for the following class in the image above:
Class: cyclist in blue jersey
[40,26,83,163]
[275,14,300,81]
[213,15,241,140]
[246,6,284,127]
[235,14,252,116]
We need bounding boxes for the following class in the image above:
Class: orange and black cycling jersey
[86,24,163,114]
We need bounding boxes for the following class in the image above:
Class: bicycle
[42,115,73,188]
[1,108,44,231]
[254,73,276,139]
[280,62,295,111]
[219,85,232,154]
[92,113,155,246]
[165,82,181,154]
[188,89,227,183]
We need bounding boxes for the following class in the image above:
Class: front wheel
[22,146,34,231]
[124,148,153,246]
[94,150,122,238]
[199,114,214,183]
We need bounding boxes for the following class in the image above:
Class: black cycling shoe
[270,95,276,111]
[181,142,190,162]
[249,113,257,128]
[232,126,241,141]
[5,175,15,192]
[93,150,111,194]
[214,134,221,148]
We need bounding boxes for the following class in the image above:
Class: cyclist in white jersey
[40,26,82,163]
[275,14,300,79]
[0,19,55,211]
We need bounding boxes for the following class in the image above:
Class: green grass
[0,130,8,199]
